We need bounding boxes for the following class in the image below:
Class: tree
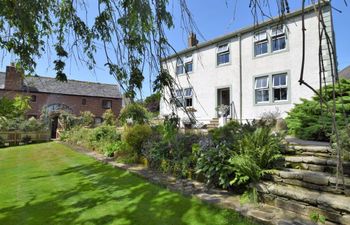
[0,95,31,118]
[144,92,161,113]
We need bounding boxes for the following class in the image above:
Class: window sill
[216,62,231,68]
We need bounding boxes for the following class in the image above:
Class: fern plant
[229,127,283,186]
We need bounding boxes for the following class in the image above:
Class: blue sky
[0,1,349,99]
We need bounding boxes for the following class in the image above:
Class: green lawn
[0,142,255,225]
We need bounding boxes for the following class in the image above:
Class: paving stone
[247,209,276,223]
[303,156,328,165]
[266,183,320,205]
[339,214,350,225]
[317,193,350,213]
[303,173,329,185]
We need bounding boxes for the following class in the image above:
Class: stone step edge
[272,168,350,186]
[284,156,350,167]
[289,145,332,153]
[256,181,350,214]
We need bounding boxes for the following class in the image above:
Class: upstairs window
[82,98,86,105]
[254,31,268,56]
[102,100,112,109]
[184,55,193,73]
[176,58,183,75]
[272,74,288,101]
[217,44,230,65]
[255,76,269,103]
[272,26,286,52]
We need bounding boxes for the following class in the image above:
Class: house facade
[160,3,336,126]
[0,65,122,137]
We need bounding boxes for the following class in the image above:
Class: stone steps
[256,182,350,224]
[267,168,350,195]
[207,118,219,129]
[284,156,350,175]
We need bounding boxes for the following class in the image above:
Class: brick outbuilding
[0,65,122,138]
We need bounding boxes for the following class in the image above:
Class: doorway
[51,116,59,139]
[217,88,231,117]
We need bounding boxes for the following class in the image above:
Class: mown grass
[0,142,256,225]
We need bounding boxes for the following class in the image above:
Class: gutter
[162,1,329,61]
[239,34,242,123]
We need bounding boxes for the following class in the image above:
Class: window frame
[174,88,193,108]
[253,71,290,106]
[271,25,287,52]
[254,30,268,56]
[254,76,270,104]
[216,43,230,66]
[82,98,87,105]
[176,58,184,75]
[183,55,193,73]
[272,73,288,102]
[102,99,112,109]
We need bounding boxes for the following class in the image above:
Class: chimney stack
[5,64,23,91]
[188,33,198,47]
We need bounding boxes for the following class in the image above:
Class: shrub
[286,79,350,141]
[59,111,78,130]
[19,117,46,132]
[208,120,241,150]
[143,132,200,178]
[102,109,117,126]
[119,103,149,125]
[194,137,235,188]
[122,124,152,156]
[144,92,161,113]
[229,127,283,186]
[80,111,95,127]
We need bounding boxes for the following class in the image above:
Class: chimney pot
[188,33,198,47]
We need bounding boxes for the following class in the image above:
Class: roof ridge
[25,75,118,87]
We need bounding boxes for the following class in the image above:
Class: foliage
[122,124,152,156]
[309,211,326,224]
[58,111,78,131]
[119,103,149,125]
[286,79,350,141]
[143,131,200,178]
[80,111,95,127]
[194,139,235,189]
[0,0,174,100]
[0,116,47,132]
[102,109,116,126]
[18,117,46,132]
[229,128,283,186]
[208,120,242,150]
[61,125,121,152]
[0,95,31,118]
[331,125,350,161]
[144,92,161,113]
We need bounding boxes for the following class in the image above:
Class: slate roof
[0,73,121,98]
[339,66,350,79]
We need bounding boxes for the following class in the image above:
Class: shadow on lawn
[0,161,237,225]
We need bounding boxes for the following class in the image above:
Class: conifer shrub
[286,79,350,141]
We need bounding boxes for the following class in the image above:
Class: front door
[217,88,230,117]
[51,116,59,139]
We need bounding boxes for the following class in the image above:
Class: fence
[0,131,50,146]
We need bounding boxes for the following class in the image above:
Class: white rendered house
[160,3,336,126]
